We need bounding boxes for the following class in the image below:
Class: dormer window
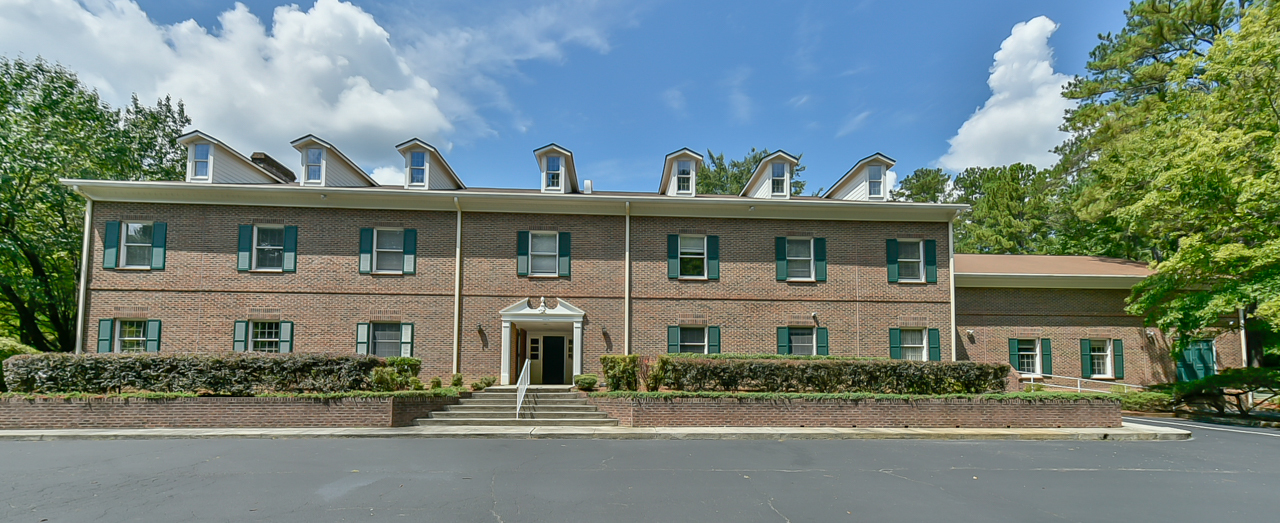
[409,152,426,185]
[771,163,788,195]
[676,161,693,193]
[868,165,884,198]
[305,148,323,182]
[546,156,562,189]
[192,144,210,179]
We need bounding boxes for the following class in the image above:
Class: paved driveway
[2,419,1275,522]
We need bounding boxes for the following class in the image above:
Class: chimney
[583,180,593,194]
[251,152,297,183]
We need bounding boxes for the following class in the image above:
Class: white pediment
[500,297,585,322]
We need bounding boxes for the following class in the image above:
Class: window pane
[119,339,147,352]
[790,328,814,356]
[772,179,786,194]
[410,167,425,184]
[194,143,210,160]
[256,227,284,248]
[307,148,323,164]
[679,236,704,253]
[899,261,921,280]
[788,261,811,279]
[787,239,811,259]
[900,329,924,347]
[868,165,882,182]
[530,233,557,254]
[410,152,426,168]
[119,321,145,339]
[376,251,404,272]
[307,165,321,181]
[899,241,921,261]
[678,160,691,175]
[547,172,560,187]
[376,230,404,251]
[679,257,704,277]
[256,248,282,269]
[1016,339,1037,373]
[677,177,690,192]
[546,156,560,172]
[680,327,705,345]
[772,163,785,177]
[124,246,151,267]
[531,254,558,274]
[125,223,152,244]
[1017,339,1037,353]
[252,322,280,352]
[194,161,208,178]
[902,347,926,361]
[869,181,881,196]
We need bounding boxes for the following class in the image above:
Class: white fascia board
[177,130,288,184]
[658,148,703,193]
[954,273,1147,289]
[824,152,895,199]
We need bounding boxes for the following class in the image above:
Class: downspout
[948,212,958,361]
[1239,308,1249,367]
[452,197,463,374]
[74,196,93,354]
[624,201,631,355]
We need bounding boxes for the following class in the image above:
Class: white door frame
[499,298,585,385]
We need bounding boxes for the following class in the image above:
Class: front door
[1177,340,1216,381]
[543,336,566,385]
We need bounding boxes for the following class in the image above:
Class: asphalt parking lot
[2,418,1275,522]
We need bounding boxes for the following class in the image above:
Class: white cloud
[835,110,871,138]
[725,67,752,124]
[662,87,685,113]
[937,16,1076,171]
[787,94,810,108]
[370,166,403,186]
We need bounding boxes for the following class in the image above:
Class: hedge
[0,389,468,401]
[653,356,1008,394]
[0,338,40,392]
[2,353,388,395]
[588,391,1117,402]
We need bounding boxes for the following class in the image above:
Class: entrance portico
[499,298,585,385]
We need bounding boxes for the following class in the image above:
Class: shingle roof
[954,254,1151,277]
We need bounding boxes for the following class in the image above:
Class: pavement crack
[489,472,503,523]
[599,455,616,470]
[876,469,942,490]
[766,497,791,523]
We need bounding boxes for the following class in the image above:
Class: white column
[573,320,584,377]
[500,320,512,385]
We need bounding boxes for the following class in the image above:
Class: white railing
[514,358,531,419]
[1022,373,1146,393]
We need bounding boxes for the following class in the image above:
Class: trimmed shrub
[600,355,639,391]
[429,377,443,389]
[371,367,407,392]
[653,355,1008,394]
[3,353,383,395]
[384,357,422,380]
[451,373,464,388]
[574,374,598,391]
[481,376,497,388]
[0,338,40,393]
[1112,391,1174,412]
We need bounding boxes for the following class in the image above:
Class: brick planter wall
[0,395,466,429]
[588,396,1121,428]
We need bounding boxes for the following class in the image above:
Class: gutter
[948,212,958,361]
[452,197,463,374]
[624,201,631,356]
[73,197,93,354]
[1240,308,1249,367]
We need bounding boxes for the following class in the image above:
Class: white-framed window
[771,162,788,195]
[372,322,401,358]
[373,228,405,274]
[192,143,210,179]
[786,238,814,281]
[676,160,693,194]
[409,151,427,185]
[546,156,562,189]
[250,321,281,353]
[900,329,926,361]
[305,148,323,182]
[868,165,884,198]
[897,240,924,282]
[789,327,815,356]
[679,235,706,278]
[1089,339,1113,378]
[1016,338,1040,374]
[120,221,153,269]
[679,326,707,354]
[116,319,148,353]
[529,231,558,276]
[252,225,284,271]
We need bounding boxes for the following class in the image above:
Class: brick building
[63,132,1247,389]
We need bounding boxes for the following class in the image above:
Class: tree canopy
[696,148,810,196]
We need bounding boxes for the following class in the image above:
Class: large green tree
[696,148,809,196]
[951,164,1059,255]
[890,168,951,203]
[0,57,189,352]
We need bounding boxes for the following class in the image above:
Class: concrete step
[431,410,611,420]
[484,385,576,392]
[446,404,599,412]
[415,418,619,427]
[459,398,589,406]
[470,392,582,400]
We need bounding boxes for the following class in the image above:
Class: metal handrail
[514,358,531,418]
[1022,373,1146,393]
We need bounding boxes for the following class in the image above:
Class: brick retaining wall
[0,395,465,429]
[588,396,1121,428]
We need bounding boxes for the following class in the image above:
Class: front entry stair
[415,385,618,427]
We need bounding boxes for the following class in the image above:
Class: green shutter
[358,228,373,274]
[145,319,161,353]
[233,320,248,352]
[1080,339,1092,377]
[402,228,417,274]
[97,319,114,353]
[928,328,941,361]
[1041,338,1053,375]
[707,326,721,354]
[667,326,680,353]
[103,221,120,269]
[775,237,787,281]
[1113,339,1125,379]
[516,231,530,276]
[706,235,720,280]
[667,235,679,278]
[816,327,829,356]
[777,327,790,354]
[889,328,902,359]
[283,225,298,273]
[150,222,167,270]
[924,239,937,283]
[237,225,252,271]
[400,323,414,357]
[1009,339,1019,368]
[886,239,899,282]
[814,238,827,282]
[356,323,370,355]
[279,321,293,353]
[558,232,571,277]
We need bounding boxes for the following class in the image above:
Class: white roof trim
[290,134,379,186]
[658,148,704,193]
[738,150,800,197]
[823,152,896,199]
[176,130,289,184]
[394,138,466,189]
[500,297,585,322]
[533,143,578,193]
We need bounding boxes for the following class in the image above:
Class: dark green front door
[543,336,566,385]
[1177,340,1216,381]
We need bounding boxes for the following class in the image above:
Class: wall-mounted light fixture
[476,324,484,334]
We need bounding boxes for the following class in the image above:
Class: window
[120,222,153,268]
[546,156,562,189]
[676,160,693,193]
[116,320,147,353]
[771,162,787,195]
[253,226,284,270]
[789,327,815,356]
[1017,339,1039,374]
[409,152,426,185]
[897,240,923,282]
[679,327,707,354]
[372,323,401,358]
[529,338,540,360]
[193,143,210,179]
[529,231,558,276]
[868,165,883,197]
[900,329,927,361]
[373,229,405,273]
[1090,339,1113,377]
[786,238,813,280]
[679,235,706,278]
[250,321,281,353]
[305,148,323,182]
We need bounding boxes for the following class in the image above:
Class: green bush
[653,355,1008,394]
[371,367,407,392]
[600,355,639,391]
[0,338,39,393]
[429,377,443,389]
[408,377,425,390]
[384,357,421,379]
[1111,390,1174,412]
[589,390,1116,402]
[451,373,464,387]
[481,376,497,388]
[3,353,383,394]
[574,373,598,391]
[1154,367,1280,416]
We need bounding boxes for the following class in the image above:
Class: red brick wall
[589,396,1121,428]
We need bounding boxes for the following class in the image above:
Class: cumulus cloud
[937,16,1075,171]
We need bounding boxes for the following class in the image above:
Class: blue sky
[1,0,1128,192]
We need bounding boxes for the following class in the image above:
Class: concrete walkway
[0,422,1188,441]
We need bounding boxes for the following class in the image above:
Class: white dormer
[658,148,704,197]
[533,143,578,193]
[738,150,800,199]
[289,135,378,187]
[394,139,465,190]
[823,152,897,201]
[176,130,291,184]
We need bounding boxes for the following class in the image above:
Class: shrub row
[589,391,1117,402]
[0,388,468,401]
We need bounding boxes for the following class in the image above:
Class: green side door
[1177,340,1216,382]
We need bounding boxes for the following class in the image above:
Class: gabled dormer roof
[176,130,290,184]
[533,143,578,193]
[290,134,379,187]
[823,152,896,200]
[658,148,704,194]
[394,138,465,190]
[738,150,800,198]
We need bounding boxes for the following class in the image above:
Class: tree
[891,168,952,203]
[951,164,1058,254]
[696,148,808,196]
[0,57,189,352]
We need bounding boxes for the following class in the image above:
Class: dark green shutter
[103,221,120,269]
[928,328,941,361]
[516,231,530,276]
[814,238,827,282]
[237,225,252,271]
[97,319,114,353]
[775,237,787,281]
[886,239,899,282]
[706,235,720,280]
[889,328,902,359]
[558,232,571,277]
[402,228,417,274]
[777,327,790,354]
[1041,338,1053,375]
[707,326,720,354]
[283,225,298,272]
[667,235,679,278]
[400,323,414,357]
[279,321,293,353]
[1009,339,1019,368]
[667,326,680,353]
[233,320,248,352]
[924,239,937,283]
[150,222,167,270]
[358,228,373,274]
[1113,339,1125,379]
[356,323,370,355]
[816,327,829,356]
[1080,339,1092,377]
[145,319,161,353]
